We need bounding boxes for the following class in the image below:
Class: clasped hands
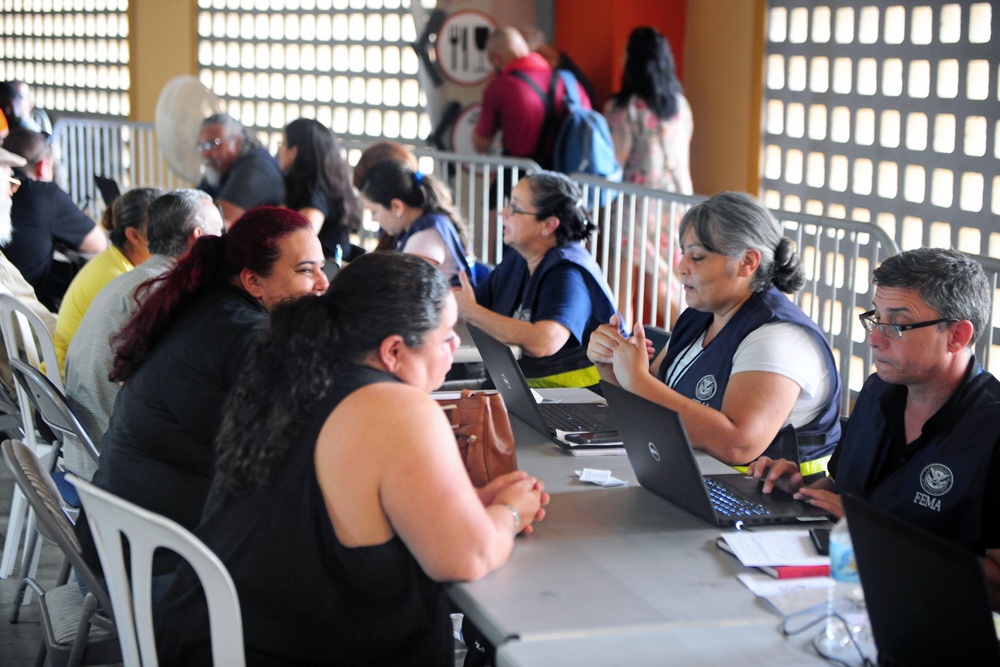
[479,471,550,535]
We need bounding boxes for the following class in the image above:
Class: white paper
[737,573,830,616]
[719,530,830,567]
[575,468,628,487]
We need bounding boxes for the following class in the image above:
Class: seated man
[65,189,224,448]
[750,247,1000,608]
[3,128,107,309]
[196,113,284,229]
[0,145,57,396]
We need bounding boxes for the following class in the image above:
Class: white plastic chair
[0,293,64,580]
[69,475,245,667]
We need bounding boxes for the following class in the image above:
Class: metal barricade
[51,118,192,223]
[573,174,901,416]
[341,139,539,265]
[573,175,702,332]
[773,211,900,414]
[965,253,1000,376]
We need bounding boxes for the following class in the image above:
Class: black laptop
[467,325,619,439]
[843,494,1000,667]
[601,381,831,527]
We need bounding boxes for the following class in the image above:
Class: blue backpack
[513,69,621,204]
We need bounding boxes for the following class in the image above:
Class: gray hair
[146,189,220,257]
[679,191,804,293]
[873,247,991,348]
[201,113,263,156]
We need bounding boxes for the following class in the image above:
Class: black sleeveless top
[154,366,453,666]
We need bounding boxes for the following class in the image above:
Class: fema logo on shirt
[919,464,953,496]
[695,375,717,401]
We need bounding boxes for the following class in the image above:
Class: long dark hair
[613,27,682,120]
[282,118,361,234]
[361,160,471,251]
[212,252,451,494]
[110,206,312,381]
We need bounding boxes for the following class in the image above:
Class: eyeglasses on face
[196,138,224,152]
[8,176,21,195]
[501,198,541,218]
[858,309,958,339]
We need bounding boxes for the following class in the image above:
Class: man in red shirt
[473,27,592,167]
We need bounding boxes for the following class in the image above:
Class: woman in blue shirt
[454,171,619,388]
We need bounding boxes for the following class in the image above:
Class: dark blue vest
[659,287,842,470]
[482,242,621,379]
[834,363,1000,552]
[395,211,475,285]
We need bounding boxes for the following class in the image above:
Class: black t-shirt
[74,282,268,576]
[155,365,453,666]
[6,173,95,289]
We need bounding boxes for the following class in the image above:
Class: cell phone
[809,527,831,556]
[563,432,622,446]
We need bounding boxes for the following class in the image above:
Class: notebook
[842,494,1000,667]
[467,324,619,441]
[600,381,831,527]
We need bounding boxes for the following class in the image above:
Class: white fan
[155,76,223,182]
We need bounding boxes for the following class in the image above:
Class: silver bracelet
[501,503,520,534]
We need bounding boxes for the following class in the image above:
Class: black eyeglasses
[501,198,541,218]
[858,310,958,339]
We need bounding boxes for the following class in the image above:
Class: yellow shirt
[53,245,133,375]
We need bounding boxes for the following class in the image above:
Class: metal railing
[572,175,901,415]
[50,117,914,414]
[51,119,192,223]
[341,139,539,266]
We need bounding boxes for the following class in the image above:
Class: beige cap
[0,145,27,168]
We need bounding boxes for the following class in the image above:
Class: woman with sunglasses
[454,171,620,389]
[588,192,842,479]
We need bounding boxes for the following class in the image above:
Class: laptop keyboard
[540,402,613,433]
[704,477,773,519]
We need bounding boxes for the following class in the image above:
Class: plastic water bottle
[819,516,866,650]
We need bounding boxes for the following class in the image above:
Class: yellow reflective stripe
[800,455,831,478]
[731,455,830,478]
[526,365,602,389]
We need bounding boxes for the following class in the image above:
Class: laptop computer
[843,494,1000,667]
[466,325,619,441]
[600,381,831,527]
[94,175,121,206]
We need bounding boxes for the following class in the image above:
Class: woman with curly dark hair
[155,252,548,665]
[74,206,329,594]
[278,117,363,262]
[588,192,842,479]
[454,171,621,388]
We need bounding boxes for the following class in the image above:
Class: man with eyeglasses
[196,113,284,230]
[751,247,1000,607]
[0,144,58,396]
[2,127,107,310]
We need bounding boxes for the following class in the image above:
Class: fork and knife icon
[449,24,469,72]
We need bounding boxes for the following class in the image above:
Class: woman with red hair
[74,206,329,597]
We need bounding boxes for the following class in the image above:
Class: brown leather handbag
[437,389,517,488]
